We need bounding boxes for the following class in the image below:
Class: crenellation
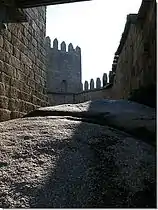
[75,46,81,54]
[103,73,107,86]
[45,36,51,49]
[90,79,94,90]
[96,77,101,89]
[61,41,66,51]
[109,71,115,84]
[84,81,89,91]
[68,43,74,52]
[53,38,58,50]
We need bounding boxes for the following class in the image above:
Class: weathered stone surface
[0,7,48,122]
[0,108,11,121]
[0,100,156,208]
[25,99,156,146]
[113,0,156,99]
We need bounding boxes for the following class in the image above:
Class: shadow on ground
[2,100,156,208]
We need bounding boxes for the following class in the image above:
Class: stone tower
[46,37,82,94]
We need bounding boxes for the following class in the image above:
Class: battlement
[83,73,109,91]
[45,36,81,54]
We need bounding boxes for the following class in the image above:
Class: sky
[46,0,142,86]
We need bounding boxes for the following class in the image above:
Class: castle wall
[47,73,113,106]
[112,0,156,99]
[0,7,48,121]
[47,92,74,106]
[74,87,114,103]
[46,38,82,94]
[47,86,114,106]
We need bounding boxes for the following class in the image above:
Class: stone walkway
[0,100,156,208]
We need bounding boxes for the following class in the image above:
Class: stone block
[21,52,32,68]
[0,60,4,71]
[25,102,35,113]
[22,92,31,102]
[9,55,21,70]
[3,39,13,54]
[10,111,25,119]
[0,72,11,86]
[0,82,5,94]
[28,79,35,89]
[3,63,16,78]
[13,47,21,59]
[8,98,18,111]
[0,35,3,48]
[23,83,31,94]
[0,96,9,109]
[11,35,20,48]
[31,95,38,104]
[0,108,11,121]
[19,100,25,112]
[0,48,6,62]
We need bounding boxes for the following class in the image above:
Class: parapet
[45,37,81,54]
[83,73,110,91]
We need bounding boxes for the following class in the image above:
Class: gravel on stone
[0,100,156,208]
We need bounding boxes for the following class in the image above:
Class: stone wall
[47,83,114,106]
[0,7,48,121]
[74,86,114,103]
[47,92,75,106]
[112,0,156,99]
[47,72,111,105]
[46,37,82,94]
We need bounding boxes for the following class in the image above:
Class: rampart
[0,7,48,121]
[47,72,113,105]
[112,0,156,99]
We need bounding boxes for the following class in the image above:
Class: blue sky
[46,0,142,86]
